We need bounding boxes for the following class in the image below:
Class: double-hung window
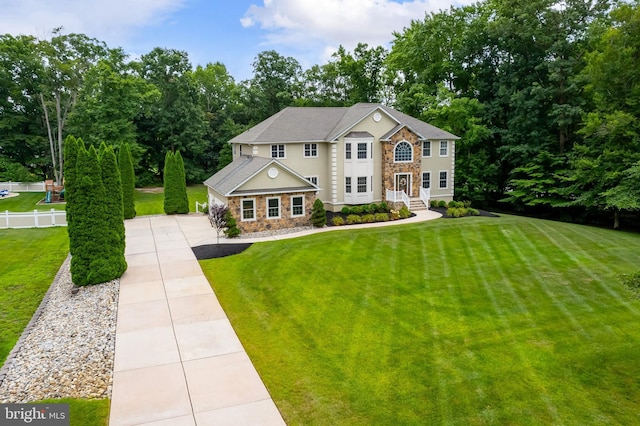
[271,144,285,158]
[304,143,318,158]
[422,172,431,189]
[345,177,352,193]
[357,177,367,193]
[439,171,448,189]
[422,141,431,157]
[357,143,368,159]
[345,143,352,159]
[291,196,304,217]
[267,197,280,218]
[241,199,255,221]
[439,141,448,157]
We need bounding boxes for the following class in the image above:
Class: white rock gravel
[0,256,118,403]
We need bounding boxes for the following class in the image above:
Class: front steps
[410,198,428,211]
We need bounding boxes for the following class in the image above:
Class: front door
[395,173,411,196]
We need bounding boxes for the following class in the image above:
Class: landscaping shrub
[467,208,480,216]
[311,199,327,227]
[332,216,345,226]
[375,212,390,222]
[367,203,378,214]
[390,209,400,220]
[341,206,351,215]
[118,142,136,219]
[378,201,389,213]
[463,200,472,208]
[362,214,376,223]
[438,200,447,208]
[163,151,189,214]
[64,135,82,256]
[399,205,411,219]
[351,205,364,215]
[346,214,361,224]
[430,199,439,208]
[224,209,241,238]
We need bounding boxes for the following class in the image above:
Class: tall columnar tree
[163,151,189,214]
[99,145,126,270]
[63,135,82,255]
[118,142,136,219]
[70,145,125,285]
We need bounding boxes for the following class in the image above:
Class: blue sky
[1,0,474,81]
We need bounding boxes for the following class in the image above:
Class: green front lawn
[134,185,207,216]
[34,398,109,426]
[201,215,640,425]
[0,192,66,211]
[0,228,69,367]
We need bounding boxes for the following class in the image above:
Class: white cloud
[241,0,474,57]
[0,0,186,44]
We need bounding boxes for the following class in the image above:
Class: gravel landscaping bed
[0,256,118,403]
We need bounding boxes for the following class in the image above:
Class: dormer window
[394,141,413,162]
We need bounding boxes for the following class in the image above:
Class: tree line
[1,0,639,227]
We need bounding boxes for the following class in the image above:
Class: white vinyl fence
[2,210,67,229]
[0,181,47,192]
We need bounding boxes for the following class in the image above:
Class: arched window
[394,141,412,162]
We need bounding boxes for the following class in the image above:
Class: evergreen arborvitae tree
[99,146,127,275]
[311,198,327,227]
[163,150,189,214]
[64,135,80,255]
[223,209,240,238]
[118,143,136,219]
[70,145,123,286]
[174,150,189,213]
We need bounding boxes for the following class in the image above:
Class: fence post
[34,209,38,227]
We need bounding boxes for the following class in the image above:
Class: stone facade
[381,128,422,198]
[228,192,316,234]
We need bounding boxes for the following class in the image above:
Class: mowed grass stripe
[201,215,640,425]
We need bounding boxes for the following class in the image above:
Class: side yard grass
[0,228,109,425]
[134,185,207,216]
[0,193,66,211]
[201,215,640,425]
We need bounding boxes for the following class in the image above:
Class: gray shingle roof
[228,103,459,144]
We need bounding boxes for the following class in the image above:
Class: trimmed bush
[438,200,447,208]
[341,206,351,215]
[430,199,439,208]
[362,214,376,223]
[224,209,241,238]
[311,199,326,227]
[467,208,480,216]
[399,205,411,219]
[118,142,136,219]
[378,201,389,213]
[351,205,364,215]
[346,214,361,225]
[390,209,400,220]
[163,151,189,214]
[332,216,345,226]
[375,212,390,222]
[367,204,378,214]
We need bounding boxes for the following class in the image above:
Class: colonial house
[204,103,458,233]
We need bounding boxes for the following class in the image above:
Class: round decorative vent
[373,112,382,122]
[267,167,278,178]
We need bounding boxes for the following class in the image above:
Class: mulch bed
[192,243,253,260]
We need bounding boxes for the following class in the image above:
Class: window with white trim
[422,141,431,157]
[241,199,255,221]
[239,145,242,156]
[267,197,280,218]
[305,176,318,186]
[439,140,448,156]
[439,171,448,189]
[291,196,304,217]
[345,143,351,159]
[271,144,285,158]
[394,141,412,162]
[304,143,318,158]
[357,176,367,193]
[345,177,351,193]
[422,172,431,189]
[357,143,367,159]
